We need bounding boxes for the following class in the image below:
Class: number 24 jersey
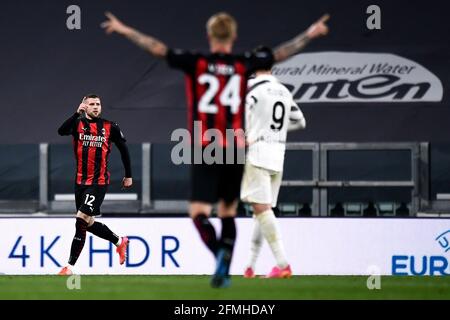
[166,48,274,148]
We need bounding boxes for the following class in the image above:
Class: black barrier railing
[0,142,434,216]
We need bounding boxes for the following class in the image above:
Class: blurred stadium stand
[0,0,448,216]
[0,0,448,145]
[1,141,449,216]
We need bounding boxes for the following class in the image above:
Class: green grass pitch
[0,275,449,299]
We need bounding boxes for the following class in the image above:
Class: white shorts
[240,162,282,207]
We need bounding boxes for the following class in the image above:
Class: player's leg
[58,210,90,275]
[210,163,244,288]
[210,199,237,288]
[87,217,119,245]
[59,185,90,275]
[256,171,291,278]
[217,163,244,258]
[69,211,91,265]
[83,185,129,265]
[84,186,119,246]
[217,199,238,257]
[87,217,129,265]
[241,163,273,276]
[190,163,219,255]
[253,203,290,277]
[245,214,263,278]
[190,202,216,253]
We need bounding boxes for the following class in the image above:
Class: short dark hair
[252,45,274,70]
[83,93,101,100]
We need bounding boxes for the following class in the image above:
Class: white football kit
[241,74,305,207]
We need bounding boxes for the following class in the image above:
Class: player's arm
[116,139,133,189]
[57,101,87,136]
[288,104,306,131]
[101,12,168,58]
[111,123,133,188]
[273,14,329,63]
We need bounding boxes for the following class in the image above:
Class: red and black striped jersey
[166,49,274,147]
[58,114,131,186]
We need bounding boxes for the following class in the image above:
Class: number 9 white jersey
[245,74,306,172]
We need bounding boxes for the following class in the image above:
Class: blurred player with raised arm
[241,47,306,278]
[57,94,133,275]
[102,11,328,287]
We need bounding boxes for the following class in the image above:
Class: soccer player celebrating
[102,12,328,287]
[241,46,306,279]
[57,94,133,275]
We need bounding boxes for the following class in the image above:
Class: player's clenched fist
[122,177,133,189]
[77,101,87,114]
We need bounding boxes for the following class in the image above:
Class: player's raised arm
[57,101,86,136]
[101,12,168,58]
[273,14,329,63]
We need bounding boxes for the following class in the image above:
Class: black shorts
[75,184,107,216]
[190,163,244,204]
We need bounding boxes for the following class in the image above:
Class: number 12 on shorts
[84,194,95,207]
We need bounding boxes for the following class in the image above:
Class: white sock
[256,209,288,268]
[115,237,121,247]
[248,217,263,270]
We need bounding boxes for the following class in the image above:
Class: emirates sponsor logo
[79,133,106,147]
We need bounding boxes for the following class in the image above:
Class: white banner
[0,217,448,275]
[273,52,443,103]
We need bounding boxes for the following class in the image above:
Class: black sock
[220,217,236,253]
[87,221,120,245]
[68,218,88,266]
[219,217,236,276]
[193,214,218,255]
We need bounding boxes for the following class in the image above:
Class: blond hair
[206,12,237,43]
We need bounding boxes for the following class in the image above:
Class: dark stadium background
[0,0,448,213]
